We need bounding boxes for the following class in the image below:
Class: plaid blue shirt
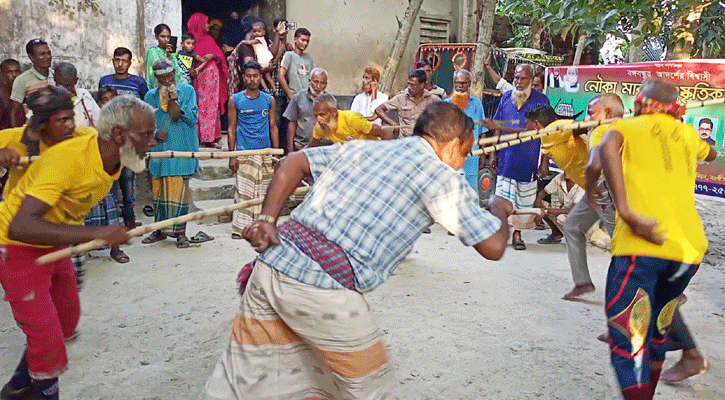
[258,137,502,292]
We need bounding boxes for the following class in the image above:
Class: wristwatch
[257,214,277,224]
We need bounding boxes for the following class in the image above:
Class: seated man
[533,172,584,244]
[308,93,391,147]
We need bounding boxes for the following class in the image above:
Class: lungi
[201,261,395,400]
[152,176,190,235]
[84,192,121,226]
[232,155,274,233]
[495,176,538,229]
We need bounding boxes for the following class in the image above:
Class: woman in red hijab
[187,13,229,148]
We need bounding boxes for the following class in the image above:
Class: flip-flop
[537,235,563,244]
[110,248,130,264]
[231,232,243,240]
[190,231,214,243]
[176,235,191,249]
[512,238,526,250]
[142,231,167,244]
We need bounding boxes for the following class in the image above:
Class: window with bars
[419,15,449,44]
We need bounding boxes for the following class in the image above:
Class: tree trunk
[471,0,496,98]
[379,0,425,94]
[461,0,474,43]
[531,18,543,50]
[572,30,586,65]
[668,6,704,60]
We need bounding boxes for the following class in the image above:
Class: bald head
[640,79,679,103]
[454,69,471,80]
[591,93,625,118]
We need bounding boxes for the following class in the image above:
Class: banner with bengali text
[545,60,725,198]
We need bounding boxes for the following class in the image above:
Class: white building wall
[0,0,181,91]
[286,0,456,96]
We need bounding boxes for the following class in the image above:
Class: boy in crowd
[177,34,209,85]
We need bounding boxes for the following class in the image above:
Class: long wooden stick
[35,186,312,266]
[18,148,285,164]
[381,119,519,132]
[476,96,725,148]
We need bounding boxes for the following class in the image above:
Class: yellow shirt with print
[588,124,610,149]
[609,113,711,264]
[0,126,97,197]
[0,133,121,247]
[313,110,377,143]
[539,119,588,188]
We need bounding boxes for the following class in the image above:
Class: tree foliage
[498,0,725,58]
[48,0,104,19]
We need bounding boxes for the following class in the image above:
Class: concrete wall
[286,0,457,96]
[0,0,181,91]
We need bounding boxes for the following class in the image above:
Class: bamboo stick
[475,96,725,148]
[18,148,285,164]
[35,186,312,266]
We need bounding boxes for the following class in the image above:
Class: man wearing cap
[9,39,55,128]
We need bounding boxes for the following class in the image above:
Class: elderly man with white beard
[142,58,202,249]
[489,63,550,250]
[445,69,485,191]
[308,93,391,147]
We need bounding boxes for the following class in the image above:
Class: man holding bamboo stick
[201,102,513,399]
[489,63,549,250]
[599,79,716,399]
[0,94,155,400]
[228,60,278,237]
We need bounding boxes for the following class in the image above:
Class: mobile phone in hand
[285,22,296,31]
[169,36,178,53]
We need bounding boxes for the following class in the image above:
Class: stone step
[196,157,235,180]
[191,199,234,224]
[189,177,235,202]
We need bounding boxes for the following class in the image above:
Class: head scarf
[635,91,686,119]
[187,12,229,109]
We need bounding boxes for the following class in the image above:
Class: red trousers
[0,245,80,379]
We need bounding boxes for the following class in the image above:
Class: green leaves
[47,0,104,19]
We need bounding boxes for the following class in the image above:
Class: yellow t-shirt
[313,110,376,143]
[0,133,121,247]
[0,126,97,197]
[608,113,712,264]
[539,119,587,188]
[588,124,610,149]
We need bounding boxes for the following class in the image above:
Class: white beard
[512,83,532,110]
[120,140,147,173]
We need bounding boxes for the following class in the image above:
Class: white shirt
[73,88,101,127]
[544,173,585,208]
[350,91,389,126]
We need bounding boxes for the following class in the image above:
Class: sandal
[142,230,167,244]
[231,232,243,240]
[512,238,526,250]
[537,235,562,245]
[189,231,214,243]
[176,235,191,249]
[110,248,130,264]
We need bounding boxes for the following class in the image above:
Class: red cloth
[0,245,80,379]
[187,13,229,111]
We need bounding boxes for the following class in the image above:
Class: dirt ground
[1,199,724,399]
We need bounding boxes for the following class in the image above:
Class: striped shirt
[258,137,502,292]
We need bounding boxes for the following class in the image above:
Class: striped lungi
[152,176,190,235]
[84,192,121,226]
[494,176,537,209]
[201,261,395,400]
[232,155,274,233]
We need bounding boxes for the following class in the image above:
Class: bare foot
[661,351,708,383]
[562,283,595,300]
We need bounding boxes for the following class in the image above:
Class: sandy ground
[1,200,724,399]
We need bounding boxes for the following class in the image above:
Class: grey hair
[152,57,174,71]
[515,63,534,76]
[54,62,77,79]
[313,92,337,109]
[310,67,327,78]
[96,95,155,140]
[454,69,471,81]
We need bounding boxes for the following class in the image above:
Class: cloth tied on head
[635,91,686,119]
[22,86,74,156]
[154,66,175,76]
